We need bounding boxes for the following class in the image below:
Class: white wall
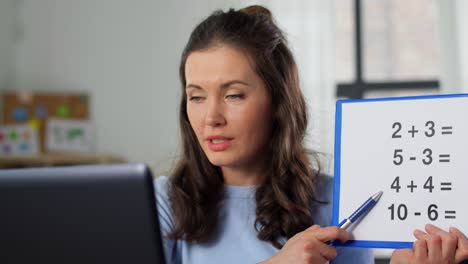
[439,0,468,93]
[13,0,337,175]
[0,0,17,92]
[14,0,230,175]
[455,0,468,92]
[11,0,468,176]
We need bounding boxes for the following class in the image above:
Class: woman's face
[185,45,273,170]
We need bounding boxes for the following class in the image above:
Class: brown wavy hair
[168,5,319,249]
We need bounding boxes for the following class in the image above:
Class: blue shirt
[154,175,373,263]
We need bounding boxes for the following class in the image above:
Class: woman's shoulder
[314,174,334,202]
[153,176,173,219]
[153,176,176,233]
[154,175,171,197]
[154,175,170,185]
[310,174,334,226]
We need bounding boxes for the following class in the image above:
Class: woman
[155,5,468,263]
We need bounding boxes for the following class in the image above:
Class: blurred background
[0,1,467,261]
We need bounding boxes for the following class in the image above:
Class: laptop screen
[0,163,166,264]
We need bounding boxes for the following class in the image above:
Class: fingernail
[414,229,425,236]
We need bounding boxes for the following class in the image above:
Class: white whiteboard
[333,94,468,248]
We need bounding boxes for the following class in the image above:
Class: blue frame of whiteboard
[332,93,468,249]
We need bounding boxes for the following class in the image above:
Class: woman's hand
[448,226,468,263]
[390,224,468,264]
[260,225,350,264]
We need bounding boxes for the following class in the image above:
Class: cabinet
[0,153,126,169]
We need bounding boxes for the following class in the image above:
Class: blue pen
[338,191,383,230]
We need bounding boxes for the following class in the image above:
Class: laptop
[0,163,166,264]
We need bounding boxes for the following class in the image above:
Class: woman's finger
[424,224,457,260]
[413,229,426,240]
[413,238,428,262]
[309,226,350,243]
[438,229,457,260]
[425,234,443,261]
[307,241,337,261]
[449,227,468,263]
[390,249,413,264]
[425,223,444,234]
[449,226,467,240]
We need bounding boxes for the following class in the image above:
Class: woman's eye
[189,96,204,102]
[225,94,244,100]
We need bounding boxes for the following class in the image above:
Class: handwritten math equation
[388,121,456,222]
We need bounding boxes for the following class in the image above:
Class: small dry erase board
[333,93,468,249]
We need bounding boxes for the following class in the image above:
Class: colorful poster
[0,125,39,157]
[46,119,95,153]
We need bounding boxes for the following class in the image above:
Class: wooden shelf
[0,153,126,168]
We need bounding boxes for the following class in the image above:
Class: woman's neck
[221,163,266,186]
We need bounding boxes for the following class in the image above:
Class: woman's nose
[205,99,226,127]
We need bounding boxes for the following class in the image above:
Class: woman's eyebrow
[186,80,250,90]
[220,80,249,89]
[186,84,203,90]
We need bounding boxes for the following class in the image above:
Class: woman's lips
[206,136,233,151]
